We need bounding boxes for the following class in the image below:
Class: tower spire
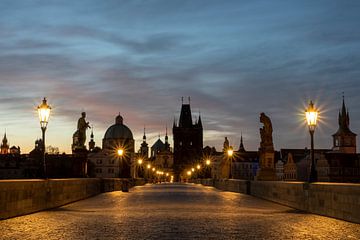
[143,126,146,142]
[239,132,245,152]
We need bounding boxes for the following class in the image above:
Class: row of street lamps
[36,98,318,182]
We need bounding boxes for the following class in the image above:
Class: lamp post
[305,101,318,182]
[227,146,234,179]
[37,97,51,178]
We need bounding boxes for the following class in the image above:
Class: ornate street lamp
[37,97,51,178]
[305,100,318,182]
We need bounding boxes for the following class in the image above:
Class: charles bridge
[1,178,360,239]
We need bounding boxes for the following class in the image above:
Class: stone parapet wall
[0,178,145,220]
[194,179,360,224]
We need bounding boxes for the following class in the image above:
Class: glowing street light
[305,100,318,182]
[206,159,211,165]
[227,148,234,157]
[187,171,192,176]
[37,97,51,178]
[147,164,151,169]
[117,148,124,156]
[196,164,201,170]
[227,146,234,179]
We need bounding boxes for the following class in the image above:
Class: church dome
[104,114,133,140]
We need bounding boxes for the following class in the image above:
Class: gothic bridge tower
[173,98,203,177]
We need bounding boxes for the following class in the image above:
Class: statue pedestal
[256,150,276,181]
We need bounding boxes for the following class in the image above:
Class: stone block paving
[1,183,360,240]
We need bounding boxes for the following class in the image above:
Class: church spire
[2,131,7,145]
[165,126,168,140]
[197,112,202,128]
[88,126,95,151]
[239,133,245,152]
[143,126,146,142]
[338,94,351,131]
[332,94,357,153]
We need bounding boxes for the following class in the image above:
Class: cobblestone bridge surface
[1,183,360,240]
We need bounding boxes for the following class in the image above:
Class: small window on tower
[190,142,192,146]
[180,141,182,146]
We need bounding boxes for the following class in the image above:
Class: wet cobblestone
[1,183,360,239]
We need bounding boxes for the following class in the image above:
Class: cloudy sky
[0,0,359,153]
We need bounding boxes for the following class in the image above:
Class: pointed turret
[239,133,245,152]
[332,95,357,153]
[165,126,170,151]
[140,126,149,158]
[143,127,146,142]
[1,132,9,154]
[2,132,7,145]
[197,114,203,128]
[88,127,95,151]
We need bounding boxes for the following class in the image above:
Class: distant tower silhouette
[173,98,203,176]
[332,95,357,153]
[165,126,170,151]
[238,133,246,152]
[140,127,149,158]
[88,127,95,151]
[0,132,9,154]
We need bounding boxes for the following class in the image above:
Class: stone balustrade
[0,178,145,219]
[193,179,360,224]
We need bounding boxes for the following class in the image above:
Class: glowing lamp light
[37,97,51,129]
[147,164,151,169]
[187,171,191,176]
[206,159,211,165]
[227,148,234,157]
[305,101,318,131]
[191,168,195,172]
[196,164,201,170]
[138,159,143,165]
[117,148,124,156]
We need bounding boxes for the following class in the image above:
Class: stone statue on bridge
[260,112,274,151]
[256,112,276,181]
[72,112,91,152]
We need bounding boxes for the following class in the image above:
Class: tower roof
[104,114,133,140]
[178,104,192,128]
[333,96,356,136]
[238,133,245,152]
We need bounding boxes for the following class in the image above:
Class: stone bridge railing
[192,178,360,224]
[0,178,146,220]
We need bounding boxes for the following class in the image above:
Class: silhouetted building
[173,99,203,177]
[139,127,149,158]
[88,114,134,178]
[0,133,9,154]
[332,96,357,153]
[232,135,259,180]
[150,130,173,176]
[88,128,95,152]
